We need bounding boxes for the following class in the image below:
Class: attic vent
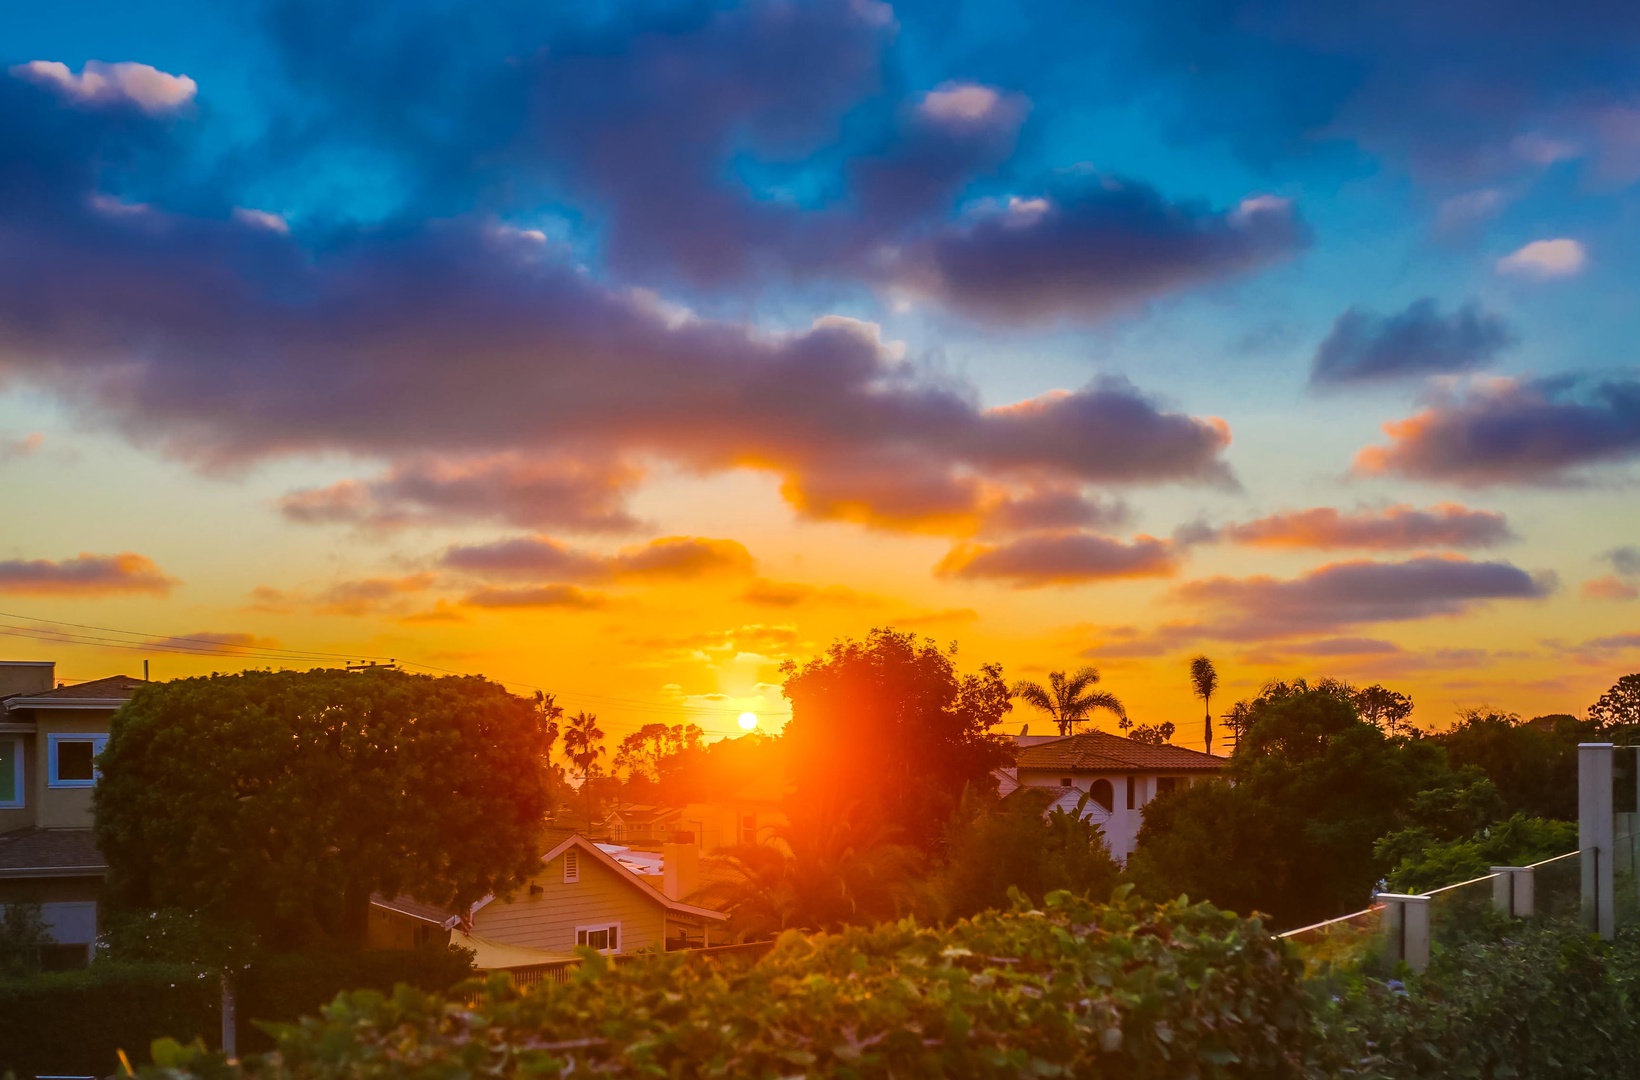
[564,849,580,883]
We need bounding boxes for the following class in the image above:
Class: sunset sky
[2,0,1638,748]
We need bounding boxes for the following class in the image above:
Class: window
[1090,779,1114,813]
[1125,776,1134,810]
[1156,777,1178,796]
[563,849,580,883]
[1059,777,1073,787]
[0,738,20,808]
[48,734,107,788]
[740,813,757,845]
[576,922,620,954]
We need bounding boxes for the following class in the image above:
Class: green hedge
[0,948,472,1077]
[141,890,1314,1079]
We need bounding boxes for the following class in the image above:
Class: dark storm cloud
[1310,298,1515,386]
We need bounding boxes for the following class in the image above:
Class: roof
[453,931,574,970]
[1015,731,1225,773]
[0,828,107,878]
[4,675,146,710]
[370,892,463,929]
[534,834,727,922]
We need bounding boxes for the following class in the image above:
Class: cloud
[1605,546,1640,576]
[895,183,1306,324]
[0,433,44,462]
[0,552,176,596]
[0,66,1240,541]
[739,578,870,608]
[145,631,281,650]
[442,535,755,584]
[936,532,1178,587]
[1219,503,1513,550]
[461,585,607,610]
[1169,555,1556,641]
[1582,576,1639,602]
[891,607,980,627]
[1276,637,1404,657]
[1497,238,1587,279]
[280,455,643,533]
[13,60,196,113]
[315,574,436,616]
[1309,298,1514,386]
[1354,376,1640,485]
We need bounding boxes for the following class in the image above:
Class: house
[1003,731,1225,863]
[370,832,728,969]
[0,661,145,966]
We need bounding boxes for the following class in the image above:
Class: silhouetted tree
[563,710,606,782]
[1590,674,1640,731]
[1012,667,1125,736]
[1123,721,1176,745]
[1189,656,1219,754]
[614,722,704,783]
[1353,684,1415,735]
[1432,708,1594,820]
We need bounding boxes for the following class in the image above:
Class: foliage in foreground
[1376,812,1578,894]
[142,891,1312,1079]
[1317,920,1640,1078]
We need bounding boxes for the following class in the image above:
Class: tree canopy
[780,629,1013,852]
[95,668,556,948]
[1590,673,1640,731]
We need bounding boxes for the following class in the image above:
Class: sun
[737,711,758,731]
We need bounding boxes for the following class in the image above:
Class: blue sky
[0,0,1636,736]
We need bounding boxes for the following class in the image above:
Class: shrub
[139,891,1312,1079]
[1315,921,1640,1077]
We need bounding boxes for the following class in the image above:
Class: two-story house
[1001,731,1225,863]
[0,661,145,966]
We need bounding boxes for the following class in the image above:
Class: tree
[1011,667,1125,736]
[1189,656,1219,754]
[1124,721,1176,745]
[613,723,704,784]
[781,629,1014,852]
[95,668,555,949]
[937,788,1120,919]
[1377,812,1578,894]
[1589,674,1640,731]
[562,710,606,782]
[1127,686,1454,927]
[1432,708,1592,820]
[0,903,53,975]
[1353,684,1414,735]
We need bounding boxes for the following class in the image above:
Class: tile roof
[371,892,462,927]
[0,828,107,876]
[1016,731,1225,773]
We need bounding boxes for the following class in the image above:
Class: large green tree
[780,629,1014,852]
[1431,709,1593,820]
[1127,686,1454,927]
[1590,673,1640,731]
[95,668,556,948]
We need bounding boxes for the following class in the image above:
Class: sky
[1,0,1638,748]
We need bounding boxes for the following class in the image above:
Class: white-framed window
[563,849,580,883]
[0,737,22,808]
[575,922,620,954]
[47,733,107,788]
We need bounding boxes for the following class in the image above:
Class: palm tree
[562,710,606,832]
[1189,656,1219,755]
[1012,667,1126,736]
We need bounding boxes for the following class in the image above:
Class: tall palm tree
[1011,667,1126,736]
[1189,656,1219,755]
[562,710,605,833]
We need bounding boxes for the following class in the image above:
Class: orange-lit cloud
[0,552,176,596]
[739,579,873,608]
[462,585,608,610]
[936,532,1177,587]
[1582,575,1639,601]
[443,535,755,583]
[1219,503,1512,550]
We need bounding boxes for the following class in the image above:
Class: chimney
[663,841,699,902]
[0,661,55,699]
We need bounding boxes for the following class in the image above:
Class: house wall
[367,906,450,950]
[1016,769,1211,863]
[470,849,667,955]
[0,732,36,834]
[677,802,786,854]
[30,710,116,828]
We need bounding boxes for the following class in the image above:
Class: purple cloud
[1310,298,1514,386]
[936,532,1177,587]
[0,552,176,597]
[1219,503,1513,550]
[442,535,755,584]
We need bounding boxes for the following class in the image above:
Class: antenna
[143,659,149,682]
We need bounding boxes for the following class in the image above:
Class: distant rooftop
[3,674,146,704]
[1016,731,1224,773]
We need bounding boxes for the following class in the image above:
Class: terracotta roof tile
[1016,732,1225,773]
[7,675,146,701]
[0,828,107,874]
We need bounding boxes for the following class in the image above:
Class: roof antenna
[143,659,149,682]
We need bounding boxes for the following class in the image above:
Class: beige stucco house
[0,661,145,965]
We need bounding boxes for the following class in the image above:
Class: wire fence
[492,939,777,993]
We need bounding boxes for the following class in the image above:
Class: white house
[1001,731,1225,863]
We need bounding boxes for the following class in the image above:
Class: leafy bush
[0,948,472,1077]
[937,787,1120,920]
[1376,813,1578,894]
[0,902,55,976]
[1316,921,1640,1078]
[140,891,1313,1079]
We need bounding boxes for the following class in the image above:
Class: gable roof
[370,892,464,929]
[534,833,727,922]
[1016,731,1224,773]
[3,675,146,710]
[0,828,107,878]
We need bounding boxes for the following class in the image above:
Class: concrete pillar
[1579,743,1615,939]
[221,971,237,1058]
[1377,894,1430,973]
[1490,867,1534,918]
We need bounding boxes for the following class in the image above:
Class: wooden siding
[471,850,668,955]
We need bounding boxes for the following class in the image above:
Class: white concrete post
[1377,894,1430,973]
[220,970,238,1058]
[1490,867,1534,918]
[1579,743,1615,939]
